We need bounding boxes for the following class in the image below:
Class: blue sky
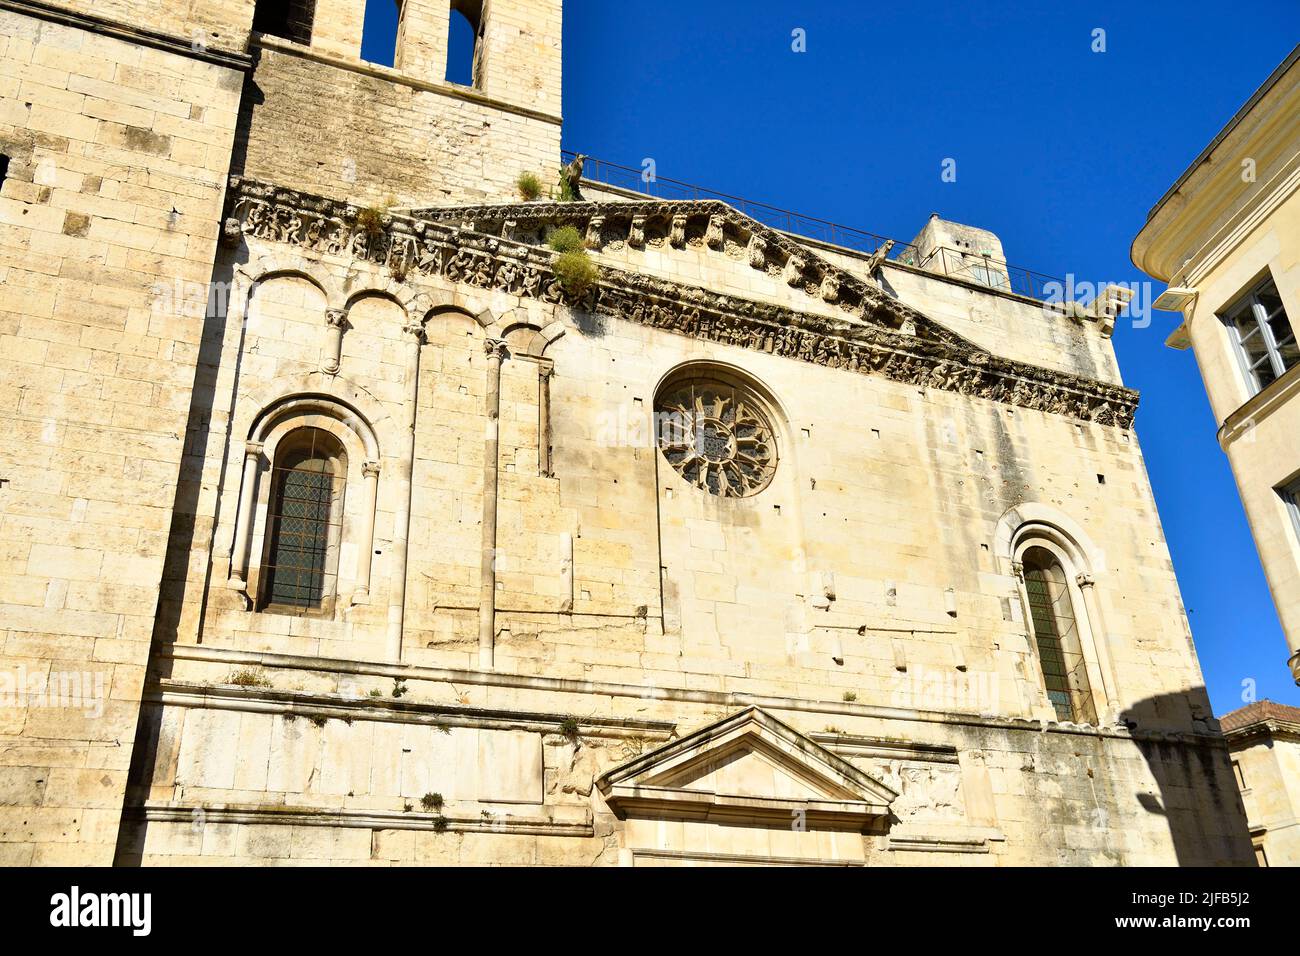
[361,1,1300,714]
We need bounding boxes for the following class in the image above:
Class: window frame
[257,426,348,616]
[1280,476,1300,547]
[1019,545,1097,725]
[1221,273,1296,395]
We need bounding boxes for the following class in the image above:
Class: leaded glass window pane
[261,428,345,612]
[1021,547,1096,724]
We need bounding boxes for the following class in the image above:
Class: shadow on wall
[1121,691,1255,866]
[114,253,247,866]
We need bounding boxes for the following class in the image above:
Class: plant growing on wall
[558,716,580,741]
[553,250,598,300]
[547,226,598,299]
[516,171,543,201]
[355,205,387,238]
[354,195,397,239]
[227,668,271,688]
[546,225,585,253]
[554,171,578,202]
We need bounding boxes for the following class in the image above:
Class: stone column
[538,361,554,478]
[351,460,381,605]
[479,338,508,669]
[322,308,350,374]
[229,441,264,590]
[387,322,426,662]
[1076,572,1122,723]
[1009,559,1043,719]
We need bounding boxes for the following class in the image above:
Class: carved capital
[243,440,264,462]
[402,322,427,345]
[1011,560,1024,582]
[1075,572,1095,589]
[325,308,350,330]
[484,337,509,362]
[362,460,381,479]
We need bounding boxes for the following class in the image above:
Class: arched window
[260,427,347,612]
[446,2,479,85]
[1021,546,1096,724]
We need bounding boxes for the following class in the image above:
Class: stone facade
[1131,46,1300,686]
[1221,700,1300,866]
[1,0,1255,866]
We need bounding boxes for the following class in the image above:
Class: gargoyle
[559,153,585,200]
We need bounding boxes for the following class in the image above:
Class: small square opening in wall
[0,155,9,188]
[1097,474,1106,485]
[801,428,811,439]
[871,428,880,439]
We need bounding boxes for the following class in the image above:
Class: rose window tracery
[655,379,777,498]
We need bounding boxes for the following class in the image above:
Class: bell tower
[395,0,562,116]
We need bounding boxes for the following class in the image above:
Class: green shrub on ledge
[546,225,585,253]
[553,249,598,300]
[516,171,544,201]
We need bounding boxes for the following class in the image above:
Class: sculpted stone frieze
[224,177,1139,428]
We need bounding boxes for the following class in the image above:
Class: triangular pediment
[596,707,897,830]
[409,194,929,334]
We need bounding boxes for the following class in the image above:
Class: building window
[1021,546,1097,724]
[1223,275,1297,394]
[447,1,483,86]
[1280,477,1300,545]
[655,375,778,498]
[253,0,316,45]
[260,427,346,612]
[1231,759,1247,789]
[1254,844,1268,867]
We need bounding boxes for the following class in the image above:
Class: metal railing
[563,150,1064,302]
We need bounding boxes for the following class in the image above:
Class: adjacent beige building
[1221,700,1300,865]
[1131,45,1300,686]
[0,0,1256,865]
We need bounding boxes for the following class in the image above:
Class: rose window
[655,380,777,498]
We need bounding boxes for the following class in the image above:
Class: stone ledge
[129,802,593,837]
[160,643,1227,746]
[0,0,254,70]
[255,34,563,127]
[149,681,677,740]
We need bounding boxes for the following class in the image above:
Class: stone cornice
[163,643,1229,745]
[255,34,562,127]
[0,0,253,71]
[226,177,1139,428]
[128,803,594,837]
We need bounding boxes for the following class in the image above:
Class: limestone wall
[0,8,245,864]
[1184,191,1300,669]
[127,210,1251,864]
[120,647,1252,865]
[233,38,562,209]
